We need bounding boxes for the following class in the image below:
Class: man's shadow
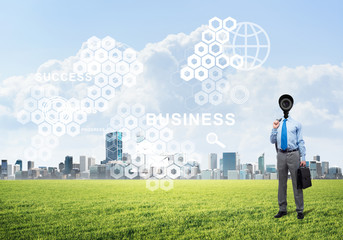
[289,208,314,215]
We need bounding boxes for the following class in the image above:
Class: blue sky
[1,1,343,170]
[1,0,343,80]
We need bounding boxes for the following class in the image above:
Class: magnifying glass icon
[206,132,226,148]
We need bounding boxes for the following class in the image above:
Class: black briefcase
[297,167,312,189]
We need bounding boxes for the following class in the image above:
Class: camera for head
[279,94,293,119]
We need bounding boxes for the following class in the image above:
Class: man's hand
[300,161,306,167]
[273,120,280,129]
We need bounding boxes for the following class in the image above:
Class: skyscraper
[104,132,123,164]
[321,161,329,175]
[221,152,238,179]
[80,156,87,172]
[1,160,8,178]
[313,155,320,162]
[64,156,73,174]
[28,161,34,170]
[258,153,265,174]
[88,157,95,170]
[15,160,22,171]
[208,153,217,169]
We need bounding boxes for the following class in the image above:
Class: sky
[0,0,343,171]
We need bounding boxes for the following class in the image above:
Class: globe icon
[225,22,270,71]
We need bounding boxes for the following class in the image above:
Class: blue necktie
[281,119,287,150]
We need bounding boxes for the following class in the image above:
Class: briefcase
[297,167,312,189]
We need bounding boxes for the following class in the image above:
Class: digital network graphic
[179,17,270,107]
[14,16,270,191]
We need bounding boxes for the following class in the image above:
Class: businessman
[270,95,306,220]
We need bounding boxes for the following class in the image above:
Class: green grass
[0,180,342,239]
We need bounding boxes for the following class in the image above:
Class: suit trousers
[277,150,304,213]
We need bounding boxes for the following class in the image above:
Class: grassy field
[0,180,342,239]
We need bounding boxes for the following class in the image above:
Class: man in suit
[270,95,306,220]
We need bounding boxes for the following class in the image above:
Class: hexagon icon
[31,135,45,149]
[160,179,174,191]
[167,140,180,153]
[187,54,201,69]
[124,115,138,130]
[102,86,115,100]
[123,48,136,63]
[153,166,166,179]
[45,135,59,148]
[38,122,52,136]
[73,61,87,74]
[73,110,88,125]
[194,91,209,105]
[153,140,167,154]
[130,61,143,75]
[209,17,223,32]
[124,164,139,179]
[201,54,216,69]
[138,116,149,130]
[116,61,130,75]
[101,61,116,76]
[108,73,123,88]
[30,86,44,100]
[87,36,101,51]
[80,98,94,114]
[23,98,38,112]
[108,48,122,63]
[216,54,230,69]
[101,36,116,51]
[59,110,73,125]
[182,164,193,179]
[67,98,80,110]
[131,103,145,118]
[194,42,209,57]
[79,49,94,63]
[209,42,223,56]
[110,115,123,130]
[166,164,181,179]
[209,91,223,105]
[52,122,66,137]
[201,79,216,93]
[66,122,80,137]
[94,73,109,88]
[38,147,52,161]
[180,66,194,81]
[43,85,59,98]
[17,109,30,124]
[123,73,136,87]
[132,155,144,167]
[145,128,159,142]
[94,48,108,63]
[230,54,244,69]
[51,98,67,113]
[45,109,59,124]
[87,86,101,100]
[209,66,223,81]
[117,103,130,118]
[110,164,124,179]
[139,166,151,179]
[146,179,159,191]
[87,61,101,75]
[194,67,209,81]
[174,154,186,167]
[216,79,230,93]
[181,140,195,153]
[31,109,45,125]
[159,127,173,142]
[24,147,37,161]
[215,29,230,44]
[94,98,108,112]
[202,29,216,44]
[223,17,237,32]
